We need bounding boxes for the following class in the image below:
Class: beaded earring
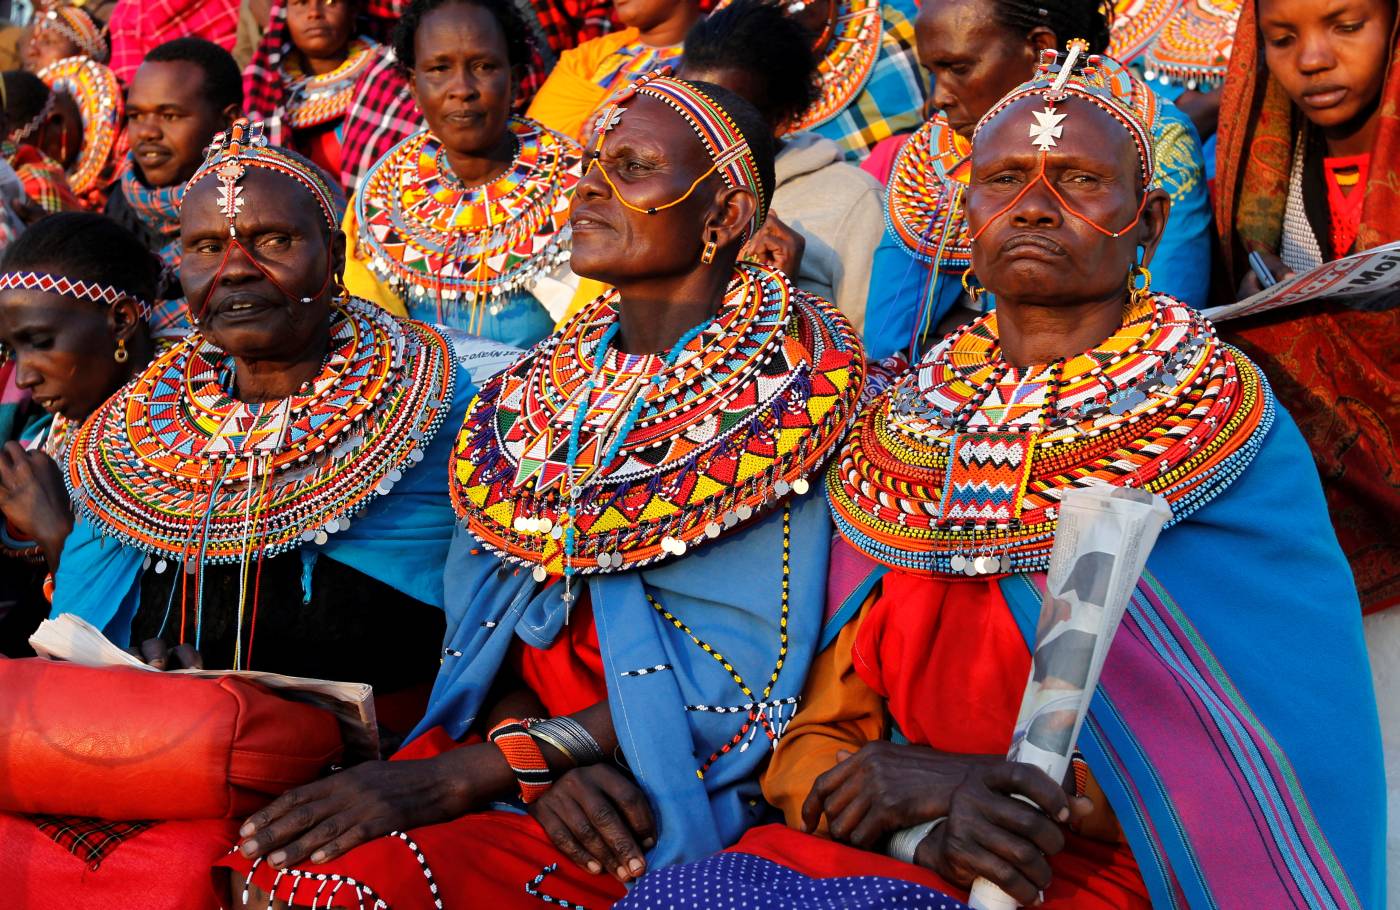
[701,233,717,264]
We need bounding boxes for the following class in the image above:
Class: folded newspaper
[30,613,380,762]
[1203,239,1400,323]
[967,485,1172,910]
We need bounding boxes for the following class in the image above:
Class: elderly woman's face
[569,95,721,285]
[180,168,344,362]
[966,96,1163,306]
[410,2,514,159]
[917,0,1040,137]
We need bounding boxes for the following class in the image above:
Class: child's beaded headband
[37,6,108,63]
[185,117,342,237]
[0,271,152,319]
[588,69,768,241]
[9,91,56,145]
[968,41,1157,242]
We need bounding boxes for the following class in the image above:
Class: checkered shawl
[30,815,155,870]
[808,0,928,161]
[528,0,614,60]
[109,0,239,84]
[3,141,80,213]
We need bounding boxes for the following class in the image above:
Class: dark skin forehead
[972,95,1145,194]
[181,167,332,244]
[917,0,1016,65]
[414,2,508,67]
[127,59,217,116]
[0,287,102,333]
[1258,0,1390,28]
[594,94,718,190]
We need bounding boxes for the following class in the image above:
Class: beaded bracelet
[488,717,553,803]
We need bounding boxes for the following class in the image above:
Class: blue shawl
[411,490,832,870]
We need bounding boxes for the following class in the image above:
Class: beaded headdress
[589,69,768,241]
[968,41,1157,242]
[35,6,108,63]
[0,271,151,319]
[8,90,56,145]
[36,54,123,197]
[185,118,344,237]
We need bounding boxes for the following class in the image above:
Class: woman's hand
[132,638,205,670]
[527,764,656,884]
[741,213,805,277]
[0,443,72,569]
[237,746,493,868]
[1237,249,1294,299]
[801,741,1002,848]
[913,761,1093,906]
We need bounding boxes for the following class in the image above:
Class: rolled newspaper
[966,485,1171,910]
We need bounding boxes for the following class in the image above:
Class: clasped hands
[802,740,1093,906]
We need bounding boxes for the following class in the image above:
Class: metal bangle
[527,716,606,767]
[886,817,946,864]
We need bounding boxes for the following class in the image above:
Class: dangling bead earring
[700,232,717,265]
[1129,264,1152,307]
[113,338,129,363]
[961,265,985,303]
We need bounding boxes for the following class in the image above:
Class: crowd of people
[0,0,1391,906]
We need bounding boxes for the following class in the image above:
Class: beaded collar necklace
[452,262,864,586]
[1142,0,1243,90]
[886,111,972,269]
[356,117,582,331]
[281,38,379,130]
[36,55,123,197]
[827,293,1272,577]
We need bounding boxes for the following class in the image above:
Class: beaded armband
[488,718,553,803]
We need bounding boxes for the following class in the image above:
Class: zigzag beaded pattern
[450,263,864,576]
[1108,0,1181,64]
[36,56,122,197]
[356,118,582,308]
[827,294,1274,575]
[0,271,151,319]
[886,113,972,268]
[1143,0,1243,89]
[66,298,455,563]
[282,38,379,130]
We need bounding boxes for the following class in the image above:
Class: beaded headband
[968,41,1157,242]
[0,271,152,319]
[589,69,768,241]
[185,118,341,237]
[8,91,56,145]
[37,7,108,63]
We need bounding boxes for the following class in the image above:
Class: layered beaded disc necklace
[36,55,123,198]
[355,117,582,328]
[67,298,456,564]
[452,263,864,580]
[280,37,380,130]
[886,111,972,270]
[828,294,1273,576]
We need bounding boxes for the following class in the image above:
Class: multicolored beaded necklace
[36,55,123,198]
[355,117,582,331]
[1107,0,1180,66]
[827,293,1273,576]
[66,298,456,658]
[280,37,380,131]
[1142,0,1243,90]
[451,261,864,585]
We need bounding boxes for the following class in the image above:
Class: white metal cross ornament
[1028,108,1066,150]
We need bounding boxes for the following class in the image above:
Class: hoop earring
[700,234,717,265]
[961,266,985,303]
[113,339,128,363]
[1129,264,1152,307]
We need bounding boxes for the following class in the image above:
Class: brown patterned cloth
[30,815,155,870]
[1214,0,1400,613]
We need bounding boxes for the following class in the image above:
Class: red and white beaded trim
[0,271,152,319]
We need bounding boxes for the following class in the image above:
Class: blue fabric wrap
[861,94,1213,363]
[413,491,832,870]
[401,287,555,350]
[50,364,478,646]
[997,407,1384,909]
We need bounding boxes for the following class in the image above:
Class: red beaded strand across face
[967,41,1158,243]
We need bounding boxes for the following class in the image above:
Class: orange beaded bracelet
[488,718,553,803]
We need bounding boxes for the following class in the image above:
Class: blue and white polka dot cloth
[613,852,971,909]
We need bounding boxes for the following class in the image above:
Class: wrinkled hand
[741,212,805,276]
[238,750,477,868]
[801,741,1001,848]
[528,764,656,883]
[913,761,1093,906]
[0,443,72,567]
[1237,248,1294,299]
[130,638,205,670]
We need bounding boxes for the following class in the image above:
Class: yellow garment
[341,201,408,317]
[526,28,645,143]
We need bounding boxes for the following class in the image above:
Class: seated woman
[678,0,884,331]
[1215,0,1398,616]
[620,47,1385,910]
[862,0,1212,362]
[0,212,160,655]
[242,0,384,188]
[0,71,82,215]
[0,121,483,907]
[526,0,699,142]
[222,73,864,909]
[20,3,109,74]
[344,0,580,346]
[35,54,125,210]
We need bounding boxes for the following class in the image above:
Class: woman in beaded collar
[224,74,864,910]
[342,0,582,347]
[621,48,1383,910]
